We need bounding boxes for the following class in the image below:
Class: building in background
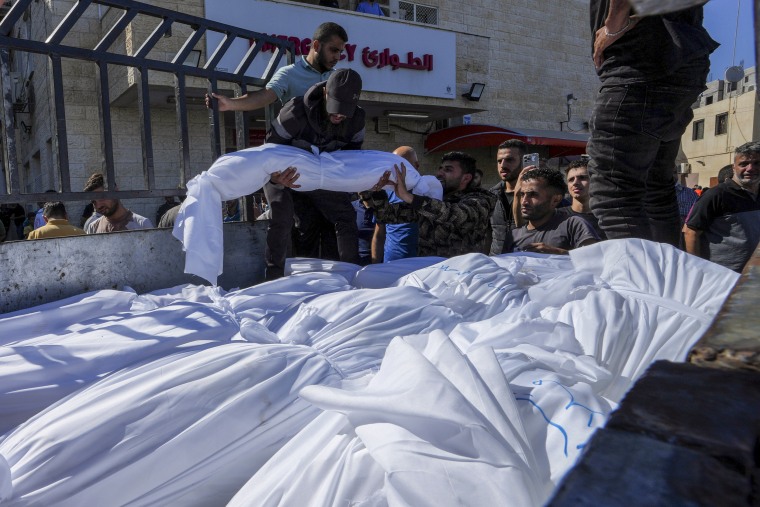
[680,66,759,188]
[4,0,597,220]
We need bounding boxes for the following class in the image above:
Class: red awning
[424,124,589,158]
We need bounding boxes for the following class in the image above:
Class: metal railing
[0,0,294,204]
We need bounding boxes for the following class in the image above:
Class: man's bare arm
[683,225,702,257]
[371,223,386,263]
[205,89,278,112]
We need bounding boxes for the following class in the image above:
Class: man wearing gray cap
[265,68,366,277]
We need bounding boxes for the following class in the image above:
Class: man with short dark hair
[510,168,599,254]
[155,196,179,225]
[265,68,366,277]
[83,173,153,233]
[361,151,496,258]
[557,159,605,238]
[684,141,760,272]
[26,201,85,240]
[206,22,348,112]
[717,164,734,184]
[490,139,528,254]
[33,189,58,230]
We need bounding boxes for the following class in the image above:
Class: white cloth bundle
[0,301,238,434]
[173,144,443,284]
[0,240,742,506]
[232,334,544,507]
[0,342,342,507]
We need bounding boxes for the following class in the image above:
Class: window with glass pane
[692,119,704,140]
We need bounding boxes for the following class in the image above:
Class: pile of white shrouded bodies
[0,239,739,507]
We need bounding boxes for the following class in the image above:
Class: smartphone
[522,153,539,169]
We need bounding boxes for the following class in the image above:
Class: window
[692,119,704,140]
[727,81,738,93]
[704,95,713,105]
[398,1,438,25]
[715,113,728,136]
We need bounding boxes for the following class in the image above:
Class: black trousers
[293,189,359,265]
[588,71,707,247]
[262,184,359,280]
[262,182,294,280]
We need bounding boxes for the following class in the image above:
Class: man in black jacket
[489,139,527,255]
[265,68,366,277]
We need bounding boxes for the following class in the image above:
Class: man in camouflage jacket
[360,151,496,258]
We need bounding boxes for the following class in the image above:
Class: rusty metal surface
[688,242,760,372]
[0,222,267,314]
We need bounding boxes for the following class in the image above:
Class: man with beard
[206,22,349,279]
[489,139,527,255]
[206,22,348,113]
[510,168,599,254]
[265,68,366,275]
[360,151,496,258]
[684,141,760,272]
[83,173,153,233]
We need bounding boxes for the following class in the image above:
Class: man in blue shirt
[206,22,350,280]
[356,0,385,16]
[372,146,420,262]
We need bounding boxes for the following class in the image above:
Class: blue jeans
[588,82,704,247]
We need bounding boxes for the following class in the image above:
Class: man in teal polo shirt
[207,22,347,110]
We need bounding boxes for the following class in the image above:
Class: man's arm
[683,225,702,257]
[371,223,386,263]
[361,190,419,225]
[511,165,534,228]
[205,89,278,112]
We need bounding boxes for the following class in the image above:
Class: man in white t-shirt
[83,173,153,234]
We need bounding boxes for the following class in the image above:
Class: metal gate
[0,0,293,205]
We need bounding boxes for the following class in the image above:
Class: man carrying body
[684,142,760,272]
[361,151,496,258]
[588,0,718,246]
[266,68,366,273]
[26,201,85,240]
[83,173,153,233]
[510,168,599,254]
[490,139,527,255]
[207,22,349,279]
[556,159,605,239]
[371,146,420,263]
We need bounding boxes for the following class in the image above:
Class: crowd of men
[5,6,760,277]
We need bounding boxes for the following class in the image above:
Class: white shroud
[172,144,443,284]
